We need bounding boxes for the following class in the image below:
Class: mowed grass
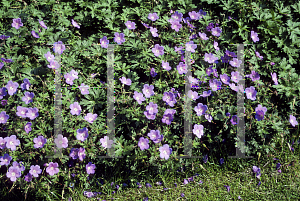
[64,145,300,201]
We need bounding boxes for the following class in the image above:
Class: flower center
[117,37,121,41]
[51,167,54,170]
[12,172,15,176]
[10,87,13,90]
[39,142,42,145]
[74,108,77,111]
[33,170,36,173]
[10,141,14,145]
[0,117,3,121]
[59,141,62,144]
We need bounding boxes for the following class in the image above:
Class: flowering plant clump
[0,0,299,200]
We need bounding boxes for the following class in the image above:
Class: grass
[60,142,300,201]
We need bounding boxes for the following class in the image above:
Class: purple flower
[224,185,230,192]
[271,72,278,85]
[229,83,238,92]
[276,163,281,170]
[85,113,97,124]
[12,18,23,29]
[203,155,208,163]
[78,147,86,161]
[251,31,259,42]
[53,41,66,54]
[245,86,257,101]
[209,79,222,91]
[44,51,54,63]
[138,137,149,151]
[185,41,197,52]
[255,51,263,60]
[54,134,68,148]
[205,113,213,122]
[79,83,89,95]
[198,32,209,40]
[220,158,224,165]
[29,165,42,177]
[26,107,39,120]
[162,92,176,107]
[193,124,204,138]
[230,115,239,125]
[148,13,159,21]
[200,90,211,97]
[33,136,47,148]
[64,73,75,85]
[189,11,200,20]
[255,104,267,114]
[188,90,199,101]
[47,60,59,69]
[247,70,260,81]
[46,162,59,176]
[6,80,19,96]
[214,41,220,51]
[86,162,96,174]
[71,19,80,29]
[100,36,109,48]
[0,35,10,40]
[226,112,231,117]
[119,77,132,86]
[150,27,159,37]
[170,20,182,32]
[24,122,32,134]
[177,62,187,75]
[289,115,298,127]
[204,53,218,64]
[24,173,32,182]
[159,144,172,160]
[0,111,9,124]
[171,11,183,22]
[175,45,184,54]
[142,22,150,28]
[211,27,222,37]
[194,103,207,116]
[152,44,164,57]
[6,166,21,182]
[206,23,214,31]
[220,74,230,85]
[70,148,79,160]
[225,50,237,57]
[229,58,242,67]
[38,19,47,29]
[231,71,243,83]
[133,91,145,104]
[150,68,157,77]
[221,54,231,63]
[188,75,200,85]
[100,136,114,149]
[70,102,81,115]
[0,62,3,69]
[146,102,158,115]
[5,135,20,151]
[144,110,156,120]
[0,137,6,149]
[1,58,13,63]
[148,130,163,144]
[142,84,154,98]
[270,62,275,65]
[162,61,171,71]
[1,100,7,105]
[114,32,125,45]
[20,79,30,91]
[69,69,78,79]
[183,179,189,185]
[199,9,207,17]
[22,92,34,104]
[76,127,89,141]
[0,154,12,166]
[31,30,39,38]
[125,21,136,30]
[16,106,27,119]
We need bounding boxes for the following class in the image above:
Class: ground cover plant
[0,0,300,200]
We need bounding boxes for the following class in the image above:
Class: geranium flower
[138,137,149,151]
[33,136,47,148]
[12,18,23,29]
[159,144,172,160]
[54,134,68,148]
[71,19,80,29]
[46,162,59,176]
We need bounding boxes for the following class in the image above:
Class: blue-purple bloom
[255,104,267,121]
[198,32,209,40]
[22,92,34,104]
[24,122,32,134]
[33,136,47,148]
[189,11,200,20]
[100,36,109,48]
[162,61,171,71]
[12,18,23,29]
[44,51,55,63]
[79,83,89,95]
[53,41,66,54]
[162,92,177,107]
[133,91,145,104]
[271,72,278,85]
[142,84,154,98]
[150,68,157,77]
[231,71,243,83]
[251,31,259,42]
[209,79,222,91]
[150,27,159,37]
[114,32,125,45]
[4,135,20,151]
[177,62,187,74]
[245,86,257,101]
[193,124,204,138]
[289,115,298,127]
[38,19,48,29]
[76,127,89,142]
[0,153,12,166]
[71,19,80,29]
[230,115,239,125]
[85,113,97,124]
[46,162,59,176]
[6,80,19,96]
[188,90,199,101]
[21,78,31,91]
[211,27,222,37]
[194,103,207,116]
[70,102,81,115]
[125,21,136,30]
[0,111,9,124]
[229,58,242,67]
[138,137,149,151]
[159,144,172,160]
[54,134,68,149]
[204,53,218,64]
[26,107,39,120]
[29,165,42,178]
[6,166,21,182]
[31,30,39,38]
[86,162,96,174]
[16,106,28,118]
[148,13,159,21]
[152,44,164,57]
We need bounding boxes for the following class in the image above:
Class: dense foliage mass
[0,0,299,199]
